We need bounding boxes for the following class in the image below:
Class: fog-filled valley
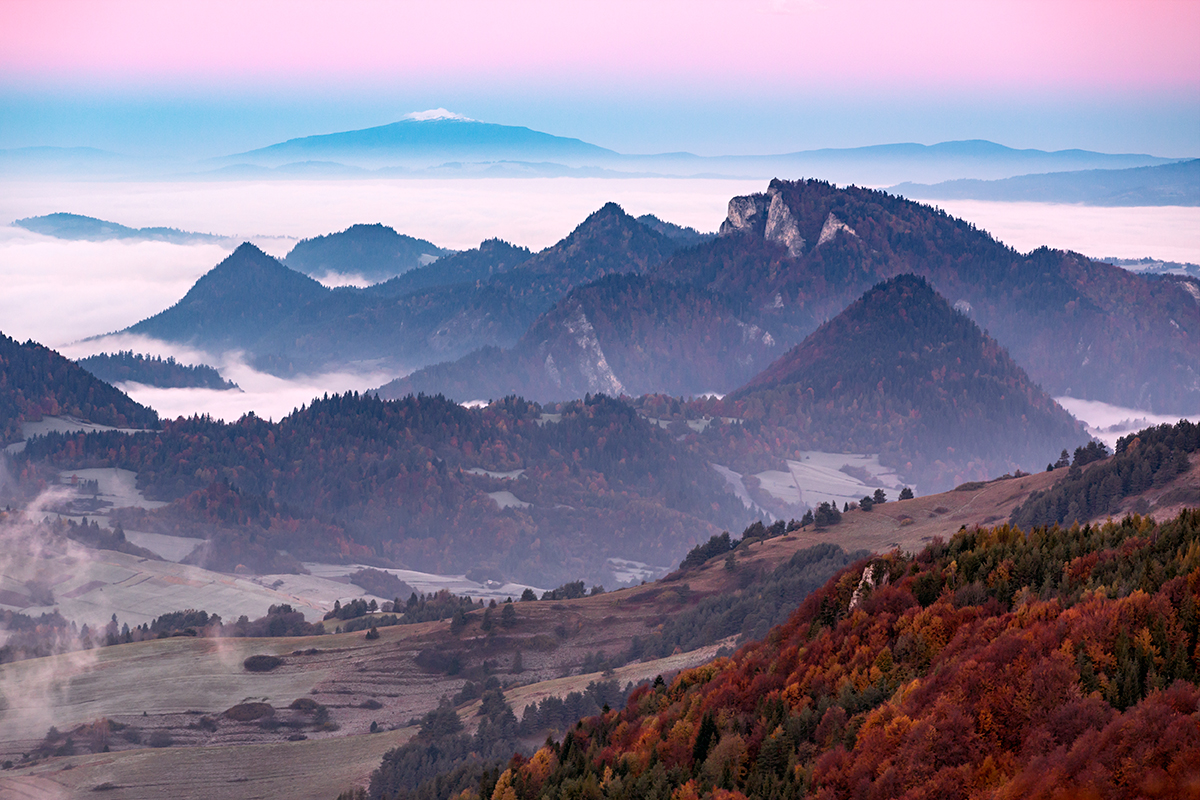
[3,9,1199,791]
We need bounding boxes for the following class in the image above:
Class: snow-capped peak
[403,109,474,122]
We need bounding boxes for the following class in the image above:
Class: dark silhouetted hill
[125,242,330,351]
[12,212,228,244]
[722,274,1088,490]
[0,333,159,444]
[77,351,238,391]
[282,223,450,282]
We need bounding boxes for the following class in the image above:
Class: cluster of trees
[19,391,751,586]
[54,517,159,560]
[364,678,642,800]
[1013,419,1198,528]
[0,603,325,665]
[630,543,866,663]
[680,518,813,571]
[367,689,521,800]
[75,351,238,390]
[350,568,417,601]
[0,331,158,445]
[473,507,1200,799]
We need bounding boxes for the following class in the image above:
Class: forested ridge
[77,351,238,390]
[1011,420,1200,528]
[282,223,449,281]
[125,204,685,379]
[0,332,158,445]
[466,507,1200,800]
[19,392,751,584]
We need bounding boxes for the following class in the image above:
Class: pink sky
[3,0,1197,94]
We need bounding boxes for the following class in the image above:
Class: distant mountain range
[3,116,1189,188]
[893,158,1200,206]
[12,212,231,244]
[121,204,691,376]
[210,120,1183,186]
[379,180,1200,415]
[118,182,1200,417]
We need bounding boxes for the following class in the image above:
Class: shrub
[243,654,283,672]
[147,731,173,748]
[223,702,275,722]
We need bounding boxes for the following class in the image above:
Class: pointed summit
[730,274,1087,490]
[126,243,329,350]
[512,202,678,285]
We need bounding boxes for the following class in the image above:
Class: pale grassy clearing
[302,562,544,602]
[0,634,331,742]
[0,726,414,800]
[486,490,530,509]
[0,544,323,628]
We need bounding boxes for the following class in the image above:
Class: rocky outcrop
[817,212,857,246]
[534,301,625,395]
[720,188,805,257]
[764,192,806,256]
[719,194,769,237]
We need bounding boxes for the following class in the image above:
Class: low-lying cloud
[59,334,402,423]
[3,177,1198,425]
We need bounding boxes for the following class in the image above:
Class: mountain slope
[0,333,159,445]
[487,504,1200,800]
[380,180,1199,414]
[363,238,533,298]
[892,158,1200,206]
[493,202,680,305]
[379,273,780,402]
[656,179,1200,413]
[282,223,450,281]
[19,392,752,586]
[723,274,1087,490]
[125,243,330,350]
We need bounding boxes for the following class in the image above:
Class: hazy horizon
[3,1,1197,159]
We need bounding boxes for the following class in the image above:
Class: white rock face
[538,301,625,395]
[954,299,973,315]
[817,212,857,246]
[1181,280,1200,305]
[764,191,806,257]
[719,194,769,236]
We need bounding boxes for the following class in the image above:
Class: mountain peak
[731,273,1086,489]
[402,109,474,122]
[126,242,327,349]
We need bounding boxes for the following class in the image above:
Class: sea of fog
[2,177,1198,428]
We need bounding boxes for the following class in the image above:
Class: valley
[0,442,1195,797]
[2,174,1198,800]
